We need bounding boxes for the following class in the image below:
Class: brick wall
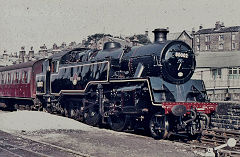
[211,102,240,130]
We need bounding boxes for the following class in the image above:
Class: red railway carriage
[0,59,44,108]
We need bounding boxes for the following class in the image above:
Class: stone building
[192,51,240,101]
[193,21,240,52]
[0,50,18,67]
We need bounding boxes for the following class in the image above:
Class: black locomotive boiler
[0,28,218,139]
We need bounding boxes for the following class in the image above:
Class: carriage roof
[0,59,44,72]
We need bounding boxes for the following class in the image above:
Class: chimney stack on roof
[191,27,195,35]
[215,21,225,30]
[29,46,34,61]
[19,46,26,63]
[3,50,8,61]
[53,43,58,50]
[145,30,149,37]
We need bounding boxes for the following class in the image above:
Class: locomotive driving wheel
[149,112,169,139]
[108,114,130,132]
[84,105,101,126]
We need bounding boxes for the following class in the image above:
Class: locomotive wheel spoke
[149,113,169,139]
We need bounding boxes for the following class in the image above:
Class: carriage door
[45,59,52,94]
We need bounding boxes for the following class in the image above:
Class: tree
[129,34,151,45]
[84,33,113,47]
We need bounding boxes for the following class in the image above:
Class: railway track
[0,130,90,157]
[2,109,240,156]
[190,129,240,156]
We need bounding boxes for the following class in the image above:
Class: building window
[232,34,236,40]
[219,43,224,50]
[205,35,210,42]
[196,45,200,51]
[205,45,210,51]
[219,35,224,41]
[212,68,222,79]
[196,36,200,43]
[228,67,240,79]
[232,43,236,50]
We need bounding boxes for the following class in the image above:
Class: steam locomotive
[0,28,218,139]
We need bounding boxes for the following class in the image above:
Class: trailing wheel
[84,106,101,126]
[108,114,130,132]
[149,112,169,139]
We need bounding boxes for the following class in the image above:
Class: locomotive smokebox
[152,28,169,42]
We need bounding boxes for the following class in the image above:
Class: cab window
[51,61,59,73]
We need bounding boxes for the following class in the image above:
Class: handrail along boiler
[0,28,218,139]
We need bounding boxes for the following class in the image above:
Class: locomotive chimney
[152,28,169,43]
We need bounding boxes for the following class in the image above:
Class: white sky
[1,0,240,54]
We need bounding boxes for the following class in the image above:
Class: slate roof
[167,30,192,40]
[196,51,240,68]
[167,32,182,40]
[195,26,240,34]
[0,60,39,72]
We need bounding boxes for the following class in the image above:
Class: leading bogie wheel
[84,106,101,126]
[149,112,169,139]
[108,114,130,132]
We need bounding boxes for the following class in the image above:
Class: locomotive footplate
[162,102,218,115]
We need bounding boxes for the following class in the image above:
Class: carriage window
[18,72,21,83]
[27,71,31,83]
[15,72,19,84]
[3,73,6,84]
[0,74,1,85]
[13,72,16,84]
[11,72,14,84]
[22,71,28,83]
[7,73,11,84]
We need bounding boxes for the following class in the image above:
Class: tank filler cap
[103,42,121,51]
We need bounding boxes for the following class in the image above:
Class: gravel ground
[0,110,200,157]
